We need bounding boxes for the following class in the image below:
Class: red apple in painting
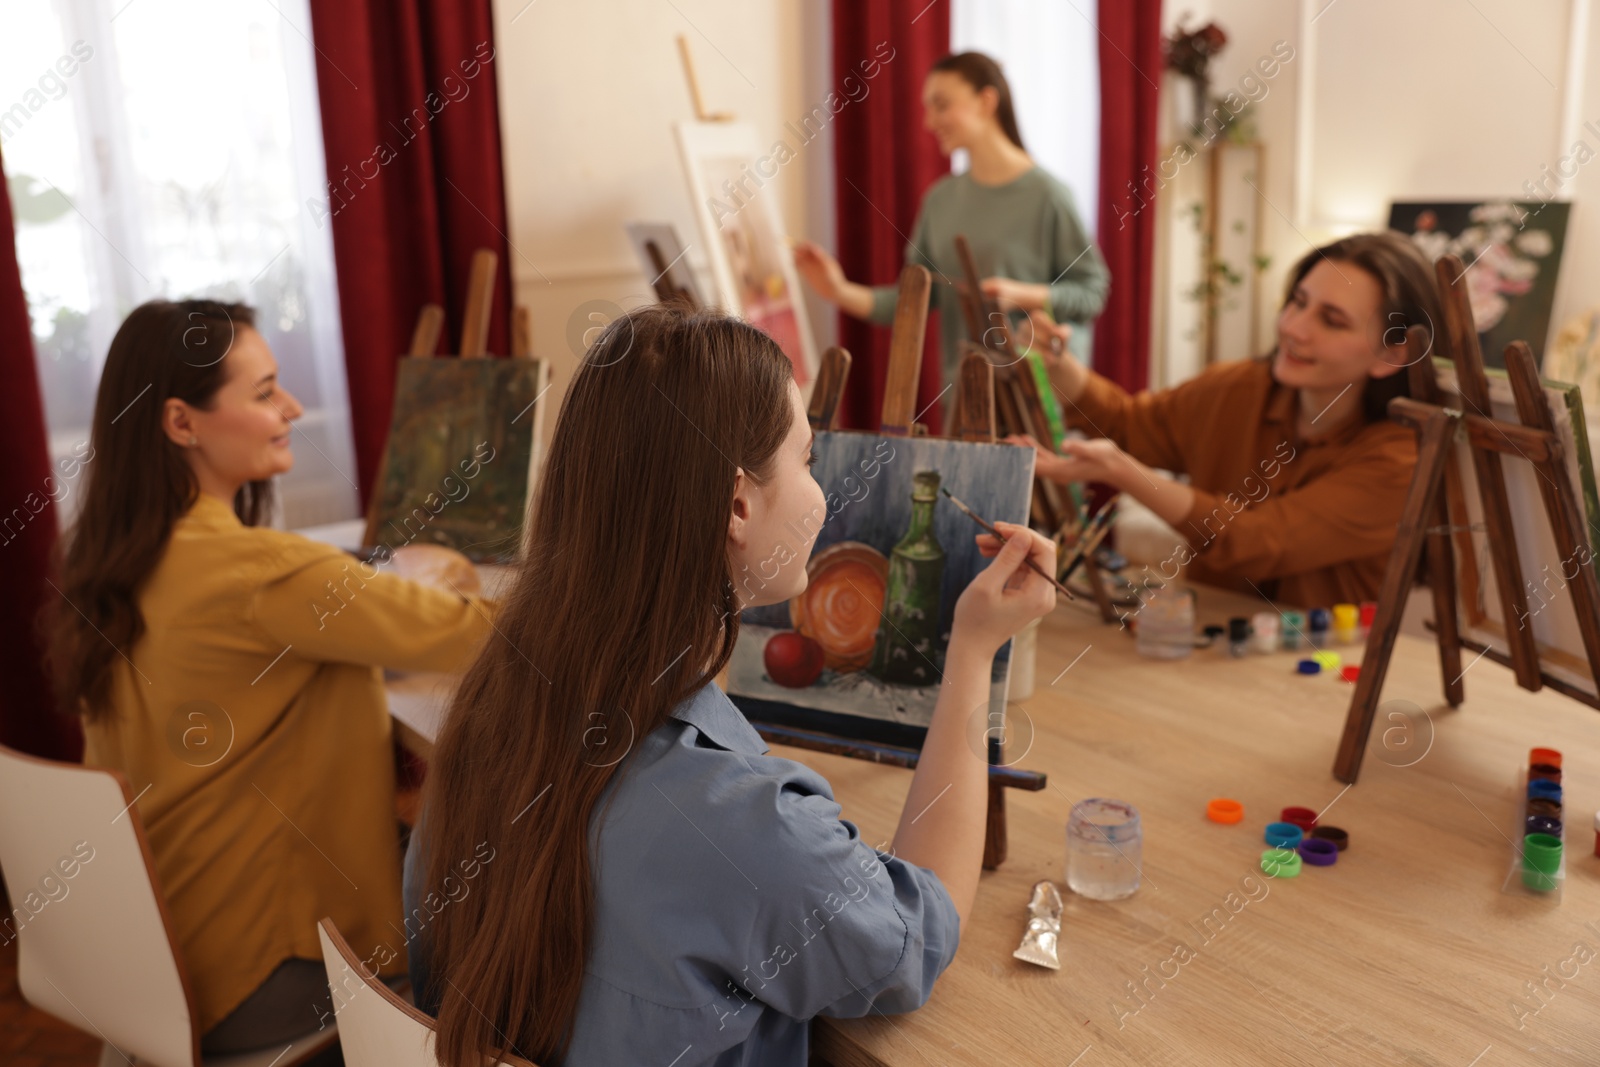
[764,630,826,688]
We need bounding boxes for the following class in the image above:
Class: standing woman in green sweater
[795,51,1110,401]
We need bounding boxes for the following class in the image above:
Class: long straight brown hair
[931,51,1026,150]
[45,299,273,721]
[421,306,794,1065]
[1276,231,1445,423]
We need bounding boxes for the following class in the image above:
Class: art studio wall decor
[1390,200,1571,367]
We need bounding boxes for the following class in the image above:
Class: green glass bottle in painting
[868,470,946,686]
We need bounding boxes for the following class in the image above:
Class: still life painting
[727,432,1035,745]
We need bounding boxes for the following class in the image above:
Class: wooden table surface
[388,586,1600,1066]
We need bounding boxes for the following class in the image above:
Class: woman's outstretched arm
[891,525,1056,928]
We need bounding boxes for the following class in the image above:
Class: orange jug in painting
[790,542,888,672]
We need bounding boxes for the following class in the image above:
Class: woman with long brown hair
[794,50,1109,413]
[46,299,495,1053]
[408,307,1057,1066]
[1015,231,1444,608]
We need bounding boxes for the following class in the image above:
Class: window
[950,0,1101,235]
[2,0,357,529]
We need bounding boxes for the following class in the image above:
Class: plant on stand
[1163,15,1228,133]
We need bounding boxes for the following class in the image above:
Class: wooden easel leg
[878,266,932,436]
[952,352,997,442]
[806,346,852,431]
[1436,258,1542,690]
[1504,341,1600,692]
[1334,407,1457,782]
[983,779,1007,870]
[1428,482,1465,707]
[1402,326,1464,705]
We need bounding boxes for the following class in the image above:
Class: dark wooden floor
[0,936,102,1067]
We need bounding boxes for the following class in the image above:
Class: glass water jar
[1136,584,1195,660]
[1065,798,1142,900]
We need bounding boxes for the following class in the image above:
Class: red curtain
[831,1,950,434]
[307,0,515,500]
[1095,0,1163,393]
[0,148,80,761]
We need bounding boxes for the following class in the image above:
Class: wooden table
[388,585,1600,1066]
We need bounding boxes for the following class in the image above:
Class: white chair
[317,917,536,1067]
[0,744,338,1067]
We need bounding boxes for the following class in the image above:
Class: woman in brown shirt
[1017,231,1444,608]
[46,300,494,1052]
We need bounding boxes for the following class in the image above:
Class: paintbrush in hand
[939,488,1073,599]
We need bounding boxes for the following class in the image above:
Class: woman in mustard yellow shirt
[45,300,494,1053]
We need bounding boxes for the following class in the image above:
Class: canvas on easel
[723,265,1047,870]
[1334,251,1600,782]
[362,249,551,564]
[1437,363,1600,701]
[673,120,818,387]
[726,268,1034,749]
[729,433,1035,746]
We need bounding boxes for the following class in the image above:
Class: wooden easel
[641,238,700,309]
[744,264,1048,869]
[952,234,1119,624]
[676,35,733,123]
[1333,252,1600,782]
[361,248,543,550]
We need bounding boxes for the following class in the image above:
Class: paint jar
[1009,617,1041,701]
[1358,601,1378,642]
[1251,612,1280,653]
[1307,608,1331,648]
[1529,763,1562,784]
[1332,604,1358,645]
[1065,798,1142,901]
[1281,611,1306,650]
[1227,617,1251,657]
[1526,814,1562,837]
[1135,584,1195,661]
[1529,779,1562,804]
[1521,832,1563,892]
[1528,798,1562,820]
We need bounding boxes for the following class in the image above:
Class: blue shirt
[403,681,960,1066]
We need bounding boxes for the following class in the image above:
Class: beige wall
[1197,0,1597,370]
[494,0,1600,412]
[488,0,835,454]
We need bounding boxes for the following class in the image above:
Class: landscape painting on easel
[675,121,818,386]
[364,357,549,564]
[727,432,1035,745]
[1389,200,1571,367]
[1437,361,1600,698]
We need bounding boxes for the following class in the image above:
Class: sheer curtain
[2,0,358,529]
[949,0,1101,235]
